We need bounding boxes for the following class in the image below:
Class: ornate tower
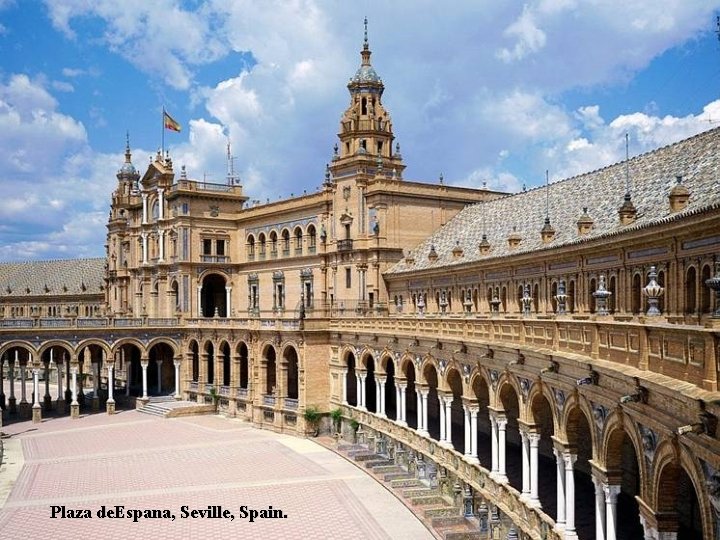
[329,18,405,179]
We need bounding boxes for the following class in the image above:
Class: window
[216,239,225,256]
[345,268,352,289]
[247,236,255,258]
[203,239,212,255]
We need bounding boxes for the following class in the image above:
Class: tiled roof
[0,258,105,297]
[388,127,720,274]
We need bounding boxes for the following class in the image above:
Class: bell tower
[329,18,405,179]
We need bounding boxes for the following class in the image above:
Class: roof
[388,127,720,274]
[0,258,106,297]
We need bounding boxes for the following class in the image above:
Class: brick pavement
[0,412,433,539]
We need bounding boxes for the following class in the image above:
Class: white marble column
[604,484,621,540]
[44,361,51,403]
[529,432,541,506]
[421,389,429,435]
[490,414,499,475]
[107,364,114,403]
[225,286,232,317]
[415,386,423,432]
[469,406,479,464]
[564,452,578,539]
[497,417,508,481]
[93,362,100,397]
[355,373,361,408]
[554,448,566,531]
[125,360,132,396]
[377,376,386,417]
[141,233,148,264]
[463,405,471,457]
[592,477,606,540]
[438,395,446,443]
[521,430,531,500]
[141,360,149,399]
[358,374,367,410]
[57,359,63,401]
[341,369,348,405]
[399,383,407,425]
[444,396,453,448]
[197,284,203,317]
[70,366,78,405]
[174,360,181,398]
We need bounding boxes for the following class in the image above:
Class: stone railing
[219,386,231,397]
[237,387,249,399]
[284,398,298,410]
[330,316,720,391]
[343,404,558,540]
[188,381,198,392]
[263,395,276,407]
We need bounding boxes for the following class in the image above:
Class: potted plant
[208,386,220,412]
[303,406,322,437]
[330,407,342,434]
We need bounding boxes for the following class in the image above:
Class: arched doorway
[346,352,357,406]
[606,427,644,539]
[189,340,199,382]
[201,274,227,317]
[148,342,175,396]
[424,364,440,441]
[564,405,594,538]
[383,357,396,420]
[264,346,276,395]
[499,383,522,492]
[447,368,464,452]
[473,374,492,468]
[204,341,214,386]
[404,360,417,429]
[364,355,376,413]
[529,391,557,516]
[220,342,231,388]
[119,343,143,397]
[285,347,299,400]
[238,342,249,391]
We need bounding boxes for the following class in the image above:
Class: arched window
[247,235,255,260]
[281,229,290,255]
[269,231,278,258]
[258,233,266,259]
[686,266,697,314]
[701,265,712,314]
[307,225,317,253]
[294,227,303,253]
[632,273,642,314]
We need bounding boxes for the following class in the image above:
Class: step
[431,515,468,528]
[425,507,460,519]
[443,531,485,540]
[365,458,394,469]
[352,452,380,462]
[370,464,400,474]
[402,487,435,498]
[409,494,447,506]
[389,477,420,487]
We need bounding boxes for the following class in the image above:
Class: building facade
[1,29,720,540]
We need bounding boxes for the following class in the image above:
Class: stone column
[415,385,423,433]
[141,192,148,224]
[91,360,100,412]
[563,452,578,539]
[225,286,232,318]
[592,476,606,540]
[56,356,65,414]
[444,395,453,448]
[197,284,203,317]
[377,376,386,417]
[141,232,148,264]
[490,414,499,475]
[341,369,348,405]
[604,484,621,540]
[358,374,366,410]
[70,364,79,419]
[106,364,116,414]
[438,394,446,443]
[32,368,42,423]
[158,230,165,262]
[141,360,149,400]
[529,432,541,507]
[399,383,407,425]
[174,360,181,399]
[520,430,531,500]
[43,359,51,410]
[421,389,429,435]
[463,404,471,457]
[125,359,132,396]
[157,188,164,219]
[355,374,362,408]
[469,406,479,464]
[497,417,508,481]
[554,448,566,531]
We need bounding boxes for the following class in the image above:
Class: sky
[0,0,719,262]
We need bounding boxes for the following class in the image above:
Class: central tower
[329,18,405,179]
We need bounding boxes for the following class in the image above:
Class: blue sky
[0,0,719,261]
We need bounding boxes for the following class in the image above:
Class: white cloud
[497,4,547,62]
[51,80,74,92]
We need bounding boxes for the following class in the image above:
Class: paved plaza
[0,411,433,539]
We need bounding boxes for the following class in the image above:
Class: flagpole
[161,106,165,157]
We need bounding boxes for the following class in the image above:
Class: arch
[700,264,712,314]
[307,224,317,250]
[293,226,303,252]
[189,340,199,382]
[423,362,440,440]
[345,349,358,406]
[281,228,291,255]
[246,234,256,256]
[283,345,299,400]
[589,276,597,313]
[117,341,143,396]
[236,342,249,389]
[201,273,227,317]
[632,272,643,314]
[262,344,277,395]
[608,274,617,314]
[498,379,523,491]
[471,371,492,467]
[110,337,147,357]
[258,232,267,257]
[148,341,175,396]
[0,340,37,360]
[403,358,418,429]
[35,340,74,361]
[528,386,559,514]
[203,340,215,385]
[568,279,576,313]
[686,265,697,314]
[219,341,231,387]
[364,354,377,413]
[383,355,397,420]
[269,230,278,256]
[446,367,464,453]
[145,337,179,358]
[602,414,645,538]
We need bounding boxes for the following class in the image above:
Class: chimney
[669,175,690,213]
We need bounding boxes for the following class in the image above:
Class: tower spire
[361,16,371,66]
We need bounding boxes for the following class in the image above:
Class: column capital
[225,285,232,292]
[528,432,541,446]
[562,451,578,469]
[468,405,479,416]
[496,417,508,430]
[140,360,149,368]
[441,394,454,406]
[376,376,387,385]
[32,368,40,375]
[173,360,181,368]
[603,483,621,503]
[397,381,406,390]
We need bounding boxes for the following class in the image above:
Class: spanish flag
[163,110,181,132]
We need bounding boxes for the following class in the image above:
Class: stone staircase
[334,442,485,540]
[137,396,216,418]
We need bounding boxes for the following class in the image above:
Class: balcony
[337,239,354,252]
[200,255,229,263]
